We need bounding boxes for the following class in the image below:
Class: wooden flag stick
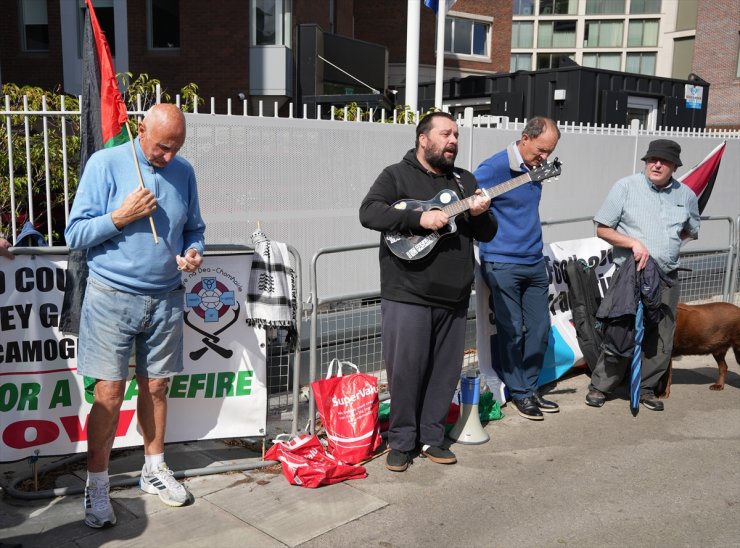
[125,122,159,244]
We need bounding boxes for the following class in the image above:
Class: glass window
[445,16,490,57]
[585,0,626,15]
[539,0,577,15]
[625,52,656,75]
[149,0,179,49]
[512,22,534,48]
[251,0,291,46]
[21,0,49,51]
[582,52,622,70]
[510,53,532,71]
[537,52,575,69]
[629,0,661,14]
[627,19,659,47]
[538,20,577,48]
[513,0,535,16]
[584,21,624,47]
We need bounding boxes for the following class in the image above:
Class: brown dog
[660,302,740,397]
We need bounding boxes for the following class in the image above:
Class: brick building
[1,1,737,127]
[692,1,740,129]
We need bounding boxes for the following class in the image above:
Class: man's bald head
[138,104,186,168]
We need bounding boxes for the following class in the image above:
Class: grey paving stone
[204,477,387,547]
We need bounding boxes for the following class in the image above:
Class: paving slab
[204,475,387,547]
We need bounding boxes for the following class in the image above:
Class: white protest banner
[475,237,615,399]
[0,254,266,462]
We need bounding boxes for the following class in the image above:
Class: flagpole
[434,0,447,109]
[405,0,421,113]
[125,122,159,244]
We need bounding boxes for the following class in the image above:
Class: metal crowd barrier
[303,215,739,433]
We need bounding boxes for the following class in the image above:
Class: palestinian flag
[79,0,130,168]
[60,0,130,335]
[678,141,726,214]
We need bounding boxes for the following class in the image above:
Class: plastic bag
[311,359,381,464]
[265,434,366,488]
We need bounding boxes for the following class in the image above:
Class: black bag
[565,259,603,371]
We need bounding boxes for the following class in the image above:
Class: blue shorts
[77,277,185,382]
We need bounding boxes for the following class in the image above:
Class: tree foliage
[0,76,203,242]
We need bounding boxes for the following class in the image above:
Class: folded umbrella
[630,300,644,416]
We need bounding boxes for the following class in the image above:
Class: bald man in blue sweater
[66,104,205,528]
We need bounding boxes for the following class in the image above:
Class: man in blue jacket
[65,104,205,528]
[474,117,561,421]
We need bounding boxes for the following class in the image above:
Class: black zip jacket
[595,255,673,357]
[359,149,498,309]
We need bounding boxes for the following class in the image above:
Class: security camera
[237,92,246,101]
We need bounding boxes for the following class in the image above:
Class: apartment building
[2,1,737,126]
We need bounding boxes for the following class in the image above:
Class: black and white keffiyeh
[246,229,296,333]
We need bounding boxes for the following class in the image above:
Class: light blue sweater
[65,138,206,294]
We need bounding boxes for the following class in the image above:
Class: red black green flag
[61,0,130,335]
[79,0,130,168]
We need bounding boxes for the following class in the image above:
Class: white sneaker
[84,480,117,528]
[139,463,191,507]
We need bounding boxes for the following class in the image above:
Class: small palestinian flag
[678,141,726,214]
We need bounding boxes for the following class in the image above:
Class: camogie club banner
[476,237,616,396]
[0,254,266,462]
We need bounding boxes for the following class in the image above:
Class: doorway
[626,96,658,130]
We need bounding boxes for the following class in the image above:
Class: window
[737,33,740,78]
[538,20,577,48]
[582,52,622,70]
[78,0,116,57]
[625,52,656,75]
[444,16,490,57]
[513,0,535,16]
[510,53,532,71]
[149,0,179,49]
[512,22,534,49]
[627,20,659,47]
[585,0,626,15]
[21,0,49,51]
[629,0,661,14]
[537,53,575,69]
[584,21,624,47]
[251,0,291,46]
[539,0,577,15]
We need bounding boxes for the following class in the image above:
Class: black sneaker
[585,387,606,408]
[533,392,560,413]
[640,393,664,411]
[420,445,457,464]
[385,449,411,472]
[512,397,544,420]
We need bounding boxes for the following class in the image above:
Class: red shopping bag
[311,359,381,464]
[265,434,366,488]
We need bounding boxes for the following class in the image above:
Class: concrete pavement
[2,353,739,547]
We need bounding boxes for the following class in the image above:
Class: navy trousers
[381,298,468,452]
[481,259,550,400]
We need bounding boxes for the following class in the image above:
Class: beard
[425,144,456,171]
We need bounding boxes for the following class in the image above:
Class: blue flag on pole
[424,0,456,14]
